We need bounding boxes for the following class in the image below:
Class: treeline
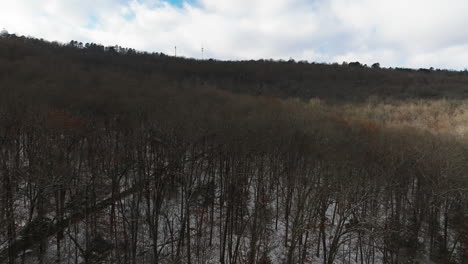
[2,33,468,101]
[0,34,467,264]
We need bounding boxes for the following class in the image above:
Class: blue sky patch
[85,14,99,29]
[165,0,188,7]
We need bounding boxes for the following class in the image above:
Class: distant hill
[2,33,468,102]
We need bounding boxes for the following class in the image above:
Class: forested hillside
[2,34,468,102]
[0,34,467,264]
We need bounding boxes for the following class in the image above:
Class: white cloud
[407,44,468,70]
[1,0,468,69]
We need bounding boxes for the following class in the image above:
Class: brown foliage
[355,119,379,134]
[46,109,85,130]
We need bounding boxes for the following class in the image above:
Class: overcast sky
[1,0,468,70]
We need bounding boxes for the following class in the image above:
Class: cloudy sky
[1,0,468,70]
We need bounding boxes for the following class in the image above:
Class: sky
[1,0,468,70]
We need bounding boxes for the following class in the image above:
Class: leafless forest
[0,34,467,264]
